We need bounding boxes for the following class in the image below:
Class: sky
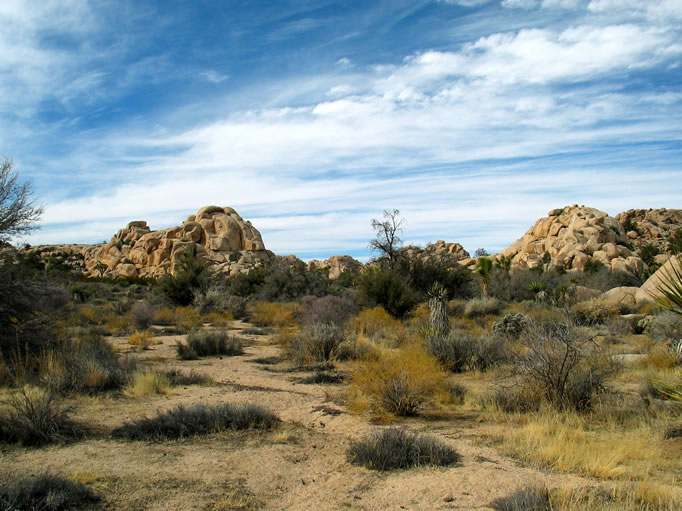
[2,0,681,261]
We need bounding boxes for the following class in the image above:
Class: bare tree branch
[0,159,44,243]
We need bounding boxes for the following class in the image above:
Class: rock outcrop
[616,208,682,252]
[307,255,361,279]
[500,205,645,274]
[79,206,274,278]
[635,254,682,305]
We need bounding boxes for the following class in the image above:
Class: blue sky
[2,0,681,261]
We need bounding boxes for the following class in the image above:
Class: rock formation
[77,206,274,278]
[500,205,646,274]
[615,208,682,252]
[307,255,361,279]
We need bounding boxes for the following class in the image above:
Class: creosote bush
[176,330,243,360]
[0,473,99,511]
[112,402,279,440]
[0,387,85,446]
[347,428,460,471]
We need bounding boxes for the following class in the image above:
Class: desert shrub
[476,334,510,370]
[155,250,207,306]
[125,371,170,397]
[299,370,345,384]
[669,228,682,254]
[112,402,279,440]
[464,297,502,318]
[349,346,447,416]
[130,301,155,330]
[644,344,680,369]
[357,266,417,319]
[512,318,614,411]
[287,322,346,366]
[490,485,550,511]
[571,297,623,325]
[426,329,476,372]
[0,473,99,511]
[349,306,403,340]
[396,255,473,299]
[300,294,358,326]
[648,311,682,342]
[491,386,542,414]
[250,301,301,327]
[194,285,248,318]
[347,428,460,471]
[127,330,159,350]
[161,368,213,386]
[153,307,176,325]
[175,306,202,332]
[176,330,243,359]
[42,330,134,394]
[0,387,85,446]
[493,313,530,340]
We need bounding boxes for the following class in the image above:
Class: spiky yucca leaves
[475,257,493,298]
[651,379,682,407]
[653,254,682,314]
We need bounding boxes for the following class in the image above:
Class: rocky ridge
[31,206,275,279]
[498,205,678,274]
[615,208,682,252]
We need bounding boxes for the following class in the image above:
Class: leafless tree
[369,209,405,269]
[0,158,44,243]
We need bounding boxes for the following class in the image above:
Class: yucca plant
[426,283,449,337]
[652,254,682,314]
[651,379,682,407]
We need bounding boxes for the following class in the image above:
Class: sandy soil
[1,322,598,510]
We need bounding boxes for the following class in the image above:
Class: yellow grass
[347,344,448,418]
[250,301,301,328]
[153,307,176,325]
[205,310,234,327]
[497,412,666,481]
[349,306,404,341]
[127,330,160,350]
[125,371,170,397]
[176,306,203,331]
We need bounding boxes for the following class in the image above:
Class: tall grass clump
[249,301,301,327]
[349,345,447,417]
[347,428,460,470]
[112,402,279,440]
[124,371,170,397]
[0,473,99,511]
[287,322,347,366]
[349,306,403,341]
[176,330,243,360]
[464,297,503,318]
[0,387,85,446]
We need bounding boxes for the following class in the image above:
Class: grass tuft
[112,402,279,440]
[347,427,460,471]
[0,473,99,511]
[176,330,243,359]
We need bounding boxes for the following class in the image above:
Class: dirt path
[1,324,591,510]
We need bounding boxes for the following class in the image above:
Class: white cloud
[199,70,230,84]
[502,0,540,9]
[440,0,493,6]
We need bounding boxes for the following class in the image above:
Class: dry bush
[112,402,279,440]
[153,307,176,325]
[572,297,623,326]
[0,387,85,446]
[204,311,234,328]
[490,386,542,414]
[464,297,503,318]
[249,301,301,328]
[644,344,681,370]
[427,330,508,373]
[648,311,682,342]
[348,345,448,417]
[349,306,404,340]
[300,294,358,326]
[493,313,531,340]
[124,371,170,397]
[490,484,550,511]
[127,330,160,350]
[130,301,156,330]
[347,427,460,471]
[286,322,347,366]
[194,285,247,318]
[175,306,202,331]
[0,473,99,511]
[176,330,243,360]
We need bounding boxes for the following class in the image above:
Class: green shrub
[176,330,243,359]
[0,473,99,511]
[357,266,417,319]
[0,388,85,446]
[112,402,279,440]
[287,322,347,366]
[155,250,206,306]
[347,428,460,471]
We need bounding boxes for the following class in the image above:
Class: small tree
[0,159,44,242]
[475,257,493,298]
[369,209,405,270]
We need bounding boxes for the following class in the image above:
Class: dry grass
[347,344,448,419]
[204,311,234,327]
[153,307,177,325]
[494,411,668,481]
[127,330,160,350]
[349,306,404,341]
[124,371,171,397]
[249,302,301,328]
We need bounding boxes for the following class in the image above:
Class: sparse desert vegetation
[1,200,681,509]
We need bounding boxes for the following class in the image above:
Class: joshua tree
[427,282,449,337]
[475,256,493,298]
